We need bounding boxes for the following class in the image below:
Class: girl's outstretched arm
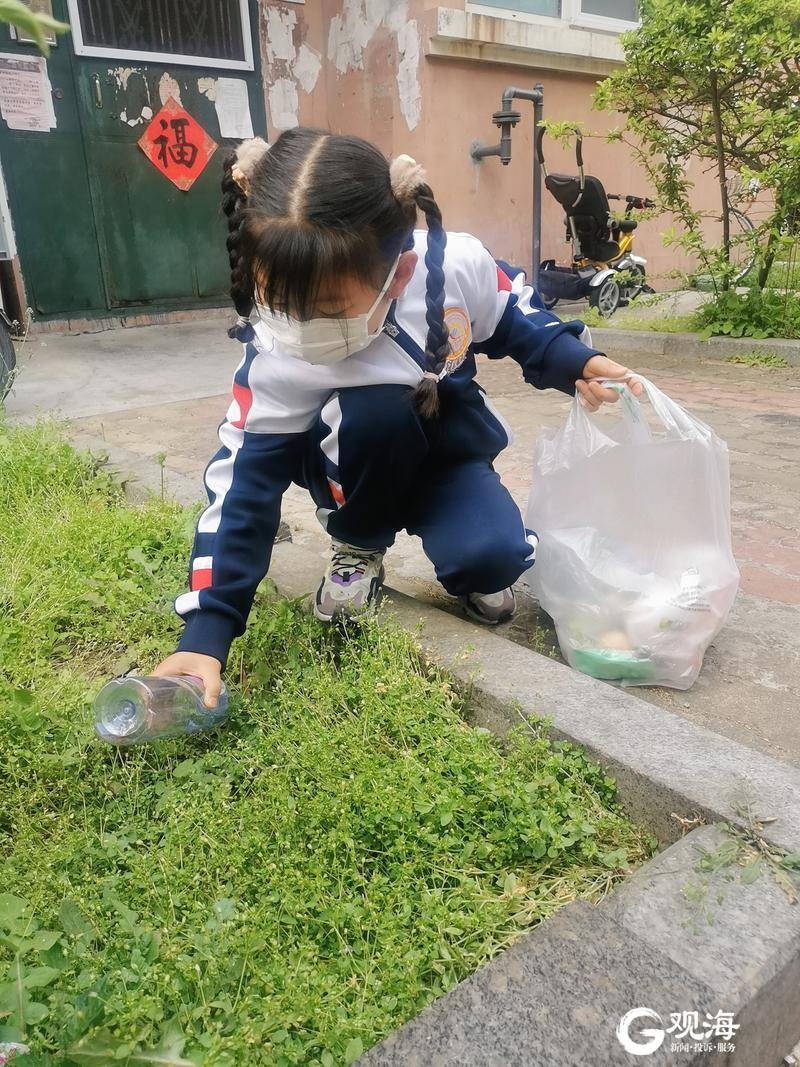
[167,331,308,674]
[462,240,603,394]
[173,421,304,669]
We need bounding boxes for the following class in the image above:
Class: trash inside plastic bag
[523,375,739,690]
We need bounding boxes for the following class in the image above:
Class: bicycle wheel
[0,316,15,401]
[729,208,756,286]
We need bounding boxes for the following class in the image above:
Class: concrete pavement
[6,314,800,768]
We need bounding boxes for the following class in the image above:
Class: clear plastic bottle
[93,674,229,746]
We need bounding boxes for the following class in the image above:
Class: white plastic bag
[523,375,739,690]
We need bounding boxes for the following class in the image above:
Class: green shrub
[692,288,800,340]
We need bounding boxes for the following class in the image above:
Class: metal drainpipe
[470,84,544,289]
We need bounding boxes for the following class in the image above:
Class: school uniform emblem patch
[443,306,471,374]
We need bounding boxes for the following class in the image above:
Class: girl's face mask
[254,256,400,366]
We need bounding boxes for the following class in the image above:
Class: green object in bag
[572,648,655,683]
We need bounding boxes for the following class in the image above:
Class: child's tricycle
[536,127,655,317]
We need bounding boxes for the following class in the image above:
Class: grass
[561,302,696,334]
[726,351,791,369]
[0,419,657,1066]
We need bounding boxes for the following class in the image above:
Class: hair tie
[227,315,255,343]
[422,371,439,381]
[232,137,270,194]
[390,154,427,203]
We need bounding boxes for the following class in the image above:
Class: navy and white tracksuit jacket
[175,229,601,666]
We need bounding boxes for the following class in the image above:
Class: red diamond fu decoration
[138,96,217,191]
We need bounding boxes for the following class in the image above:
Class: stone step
[361,826,800,1066]
[361,898,716,1065]
[601,824,800,1067]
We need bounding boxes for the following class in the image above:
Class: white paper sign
[0,52,56,132]
[214,77,254,140]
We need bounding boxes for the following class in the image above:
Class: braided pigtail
[221,138,269,342]
[414,183,450,419]
[389,154,450,419]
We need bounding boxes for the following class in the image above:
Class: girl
[154,128,640,707]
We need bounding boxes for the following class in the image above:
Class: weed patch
[1,420,656,1065]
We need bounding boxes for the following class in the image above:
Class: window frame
[466,0,638,34]
[570,1,638,34]
[66,0,256,71]
[465,1,562,27]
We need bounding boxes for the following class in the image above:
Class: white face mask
[254,256,400,366]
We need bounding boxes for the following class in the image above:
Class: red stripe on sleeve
[496,266,512,292]
[190,568,213,591]
[230,381,253,429]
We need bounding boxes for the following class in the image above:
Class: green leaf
[601,848,629,868]
[58,899,96,942]
[0,980,17,1013]
[38,941,68,971]
[212,898,237,922]
[102,892,139,934]
[23,966,60,990]
[67,1032,127,1064]
[27,930,61,953]
[107,1026,197,1066]
[11,955,25,1033]
[21,1000,48,1023]
[0,0,69,55]
[128,1042,196,1065]
[127,546,155,574]
[740,860,762,885]
[344,1037,364,1065]
[0,1025,26,1044]
[0,895,28,928]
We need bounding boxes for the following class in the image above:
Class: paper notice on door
[214,78,254,140]
[0,52,56,132]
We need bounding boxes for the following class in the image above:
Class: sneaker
[462,587,516,626]
[314,540,386,622]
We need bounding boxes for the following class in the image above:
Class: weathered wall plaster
[158,72,182,106]
[262,5,321,131]
[326,0,422,130]
[197,76,218,101]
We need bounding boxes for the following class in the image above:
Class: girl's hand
[152,652,223,708]
[577,355,645,412]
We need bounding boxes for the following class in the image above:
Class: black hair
[220,127,451,418]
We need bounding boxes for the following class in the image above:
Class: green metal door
[0,4,105,316]
[0,0,265,318]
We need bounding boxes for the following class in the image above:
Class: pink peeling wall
[259,0,722,289]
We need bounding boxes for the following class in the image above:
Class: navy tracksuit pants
[299,383,537,596]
